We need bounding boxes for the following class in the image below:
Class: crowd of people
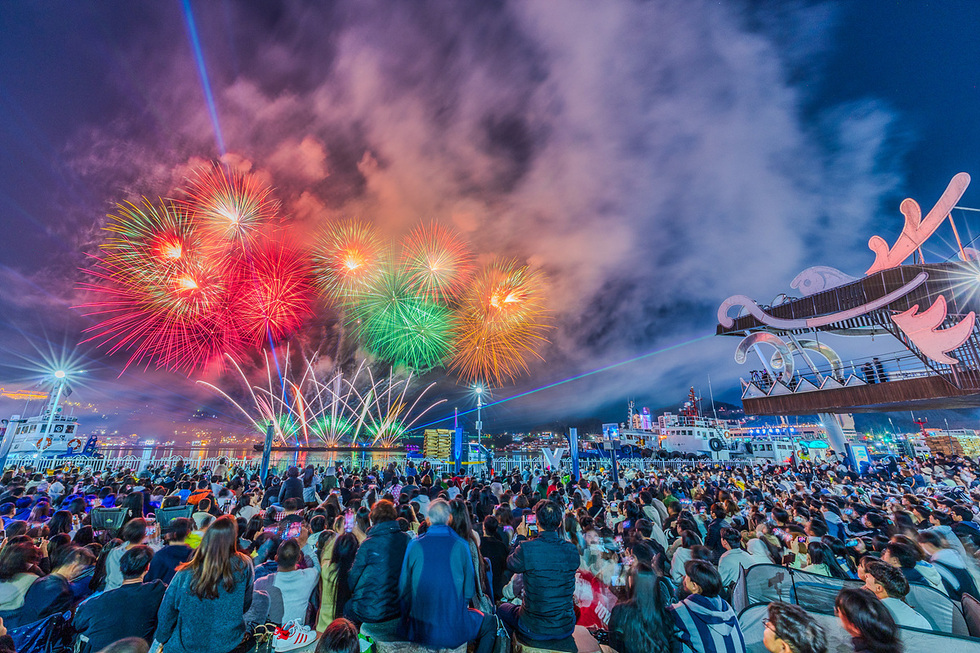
[0,452,976,653]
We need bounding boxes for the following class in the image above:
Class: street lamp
[474,385,484,444]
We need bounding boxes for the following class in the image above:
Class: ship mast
[39,371,68,454]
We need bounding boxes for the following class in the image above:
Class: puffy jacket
[278,478,304,504]
[506,530,579,639]
[346,521,410,624]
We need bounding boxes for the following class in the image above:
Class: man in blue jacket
[398,499,495,653]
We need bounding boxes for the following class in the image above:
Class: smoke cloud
[41,0,906,427]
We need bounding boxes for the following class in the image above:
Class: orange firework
[311,219,383,302]
[450,260,550,385]
[178,163,279,252]
[401,222,474,302]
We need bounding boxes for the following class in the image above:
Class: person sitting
[863,561,932,630]
[104,519,147,591]
[399,499,495,653]
[0,541,42,625]
[145,518,194,585]
[917,530,980,600]
[154,516,254,653]
[717,527,757,589]
[762,601,827,653]
[667,560,746,653]
[255,530,321,626]
[345,500,410,636]
[316,533,358,632]
[608,557,675,653]
[834,587,903,653]
[497,500,580,644]
[20,545,95,624]
[74,546,166,653]
[279,467,305,505]
[881,537,946,595]
[315,618,359,653]
[191,498,214,530]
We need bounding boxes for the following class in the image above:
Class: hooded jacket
[667,594,746,653]
[346,520,411,624]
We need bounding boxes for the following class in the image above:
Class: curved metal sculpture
[734,333,794,384]
[770,338,844,379]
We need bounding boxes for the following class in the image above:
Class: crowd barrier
[3,453,752,475]
[738,603,980,653]
[733,563,972,637]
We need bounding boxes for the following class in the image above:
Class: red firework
[80,171,310,372]
[233,243,315,345]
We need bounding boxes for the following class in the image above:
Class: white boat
[606,389,818,462]
[0,376,96,459]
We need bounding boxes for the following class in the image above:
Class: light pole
[474,385,484,468]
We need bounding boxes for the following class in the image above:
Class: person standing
[154,516,254,653]
[398,500,495,653]
[74,546,166,653]
[497,500,579,644]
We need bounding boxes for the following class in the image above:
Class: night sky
[1,1,979,438]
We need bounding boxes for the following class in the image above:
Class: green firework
[348,266,455,370]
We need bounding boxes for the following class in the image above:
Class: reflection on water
[98,446,408,470]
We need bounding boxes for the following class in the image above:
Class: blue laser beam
[416,332,715,429]
[181,0,226,155]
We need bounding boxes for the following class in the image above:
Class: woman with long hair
[835,587,902,653]
[449,498,490,607]
[316,533,359,632]
[800,542,851,579]
[155,515,254,653]
[0,541,41,619]
[47,510,73,536]
[670,530,703,585]
[608,560,676,653]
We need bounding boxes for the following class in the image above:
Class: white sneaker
[274,619,316,652]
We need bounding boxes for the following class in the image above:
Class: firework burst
[347,265,456,371]
[80,199,249,371]
[450,260,550,385]
[179,163,279,252]
[233,243,315,345]
[312,219,383,302]
[200,352,445,449]
[81,165,309,372]
[401,222,474,302]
